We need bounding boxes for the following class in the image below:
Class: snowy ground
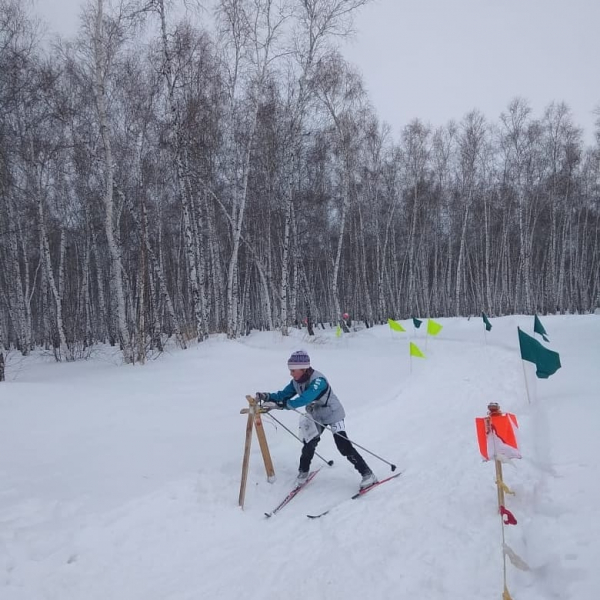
[1,315,598,600]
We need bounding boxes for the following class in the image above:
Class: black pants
[299,430,370,475]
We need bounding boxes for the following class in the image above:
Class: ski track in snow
[1,315,599,599]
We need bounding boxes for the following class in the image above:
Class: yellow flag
[409,342,425,358]
[335,325,342,337]
[387,318,406,332]
[426,319,443,336]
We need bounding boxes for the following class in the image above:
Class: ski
[264,468,321,518]
[307,471,402,519]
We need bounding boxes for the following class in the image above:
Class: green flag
[412,317,422,329]
[426,319,443,336]
[518,327,561,379]
[388,318,406,332]
[409,342,425,358]
[335,325,342,337]
[482,312,492,332]
[533,315,549,342]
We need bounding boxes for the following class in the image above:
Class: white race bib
[329,420,345,434]
[299,414,320,442]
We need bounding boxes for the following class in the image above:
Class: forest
[1,0,599,366]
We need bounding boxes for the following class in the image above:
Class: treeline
[1,0,599,364]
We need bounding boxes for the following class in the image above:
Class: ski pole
[290,407,397,471]
[265,411,334,466]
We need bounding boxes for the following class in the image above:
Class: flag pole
[520,360,532,404]
[487,403,515,600]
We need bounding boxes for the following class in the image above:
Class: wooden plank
[244,395,275,482]
[253,418,275,482]
[495,459,505,508]
[238,407,255,509]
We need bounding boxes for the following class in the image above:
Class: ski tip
[264,512,273,518]
[307,512,328,519]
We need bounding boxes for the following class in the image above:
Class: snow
[1,315,599,600]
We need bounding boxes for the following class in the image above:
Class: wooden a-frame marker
[238,395,275,509]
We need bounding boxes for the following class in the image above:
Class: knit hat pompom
[287,350,310,370]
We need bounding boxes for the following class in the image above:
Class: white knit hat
[287,350,310,370]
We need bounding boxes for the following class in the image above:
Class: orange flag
[475,413,521,461]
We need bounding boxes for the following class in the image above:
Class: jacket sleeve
[268,381,297,404]
[286,376,329,409]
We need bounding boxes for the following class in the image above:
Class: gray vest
[292,369,345,425]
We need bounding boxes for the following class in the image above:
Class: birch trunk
[156,0,205,342]
[205,192,225,332]
[81,232,93,348]
[357,202,374,324]
[226,111,257,337]
[407,182,419,313]
[517,189,532,314]
[331,171,349,320]
[6,208,30,353]
[37,192,72,360]
[92,0,132,361]
[289,203,300,326]
[91,232,108,343]
[220,0,286,337]
[483,190,492,313]
[279,194,292,334]
[455,189,472,315]
[144,200,184,348]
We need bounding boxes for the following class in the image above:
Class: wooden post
[238,404,255,509]
[495,459,505,508]
[486,403,510,511]
[246,395,275,482]
[238,396,276,509]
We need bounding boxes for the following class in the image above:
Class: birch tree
[87,0,133,361]
[500,98,536,313]
[313,53,365,321]
[0,0,38,353]
[400,119,431,315]
[454,110,486,315]
[217,0,289,337]
[145,0,209,341]
[275,0,373,333]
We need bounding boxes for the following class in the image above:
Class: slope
[0,315,598,599]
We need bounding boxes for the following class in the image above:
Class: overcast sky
[35,0,600,145]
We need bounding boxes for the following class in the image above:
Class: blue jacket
[268,369,345,425]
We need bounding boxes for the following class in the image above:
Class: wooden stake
[239,407,270,414]
[495,459,505,508]
[246,395,275,482]
[238,396,276,509]
[238,405,255,509]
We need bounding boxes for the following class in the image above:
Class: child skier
[256,350,377,489]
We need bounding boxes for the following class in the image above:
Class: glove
[255,392,269,403]
[262,399,287,410]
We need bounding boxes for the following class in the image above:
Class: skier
[256,350,377,489]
